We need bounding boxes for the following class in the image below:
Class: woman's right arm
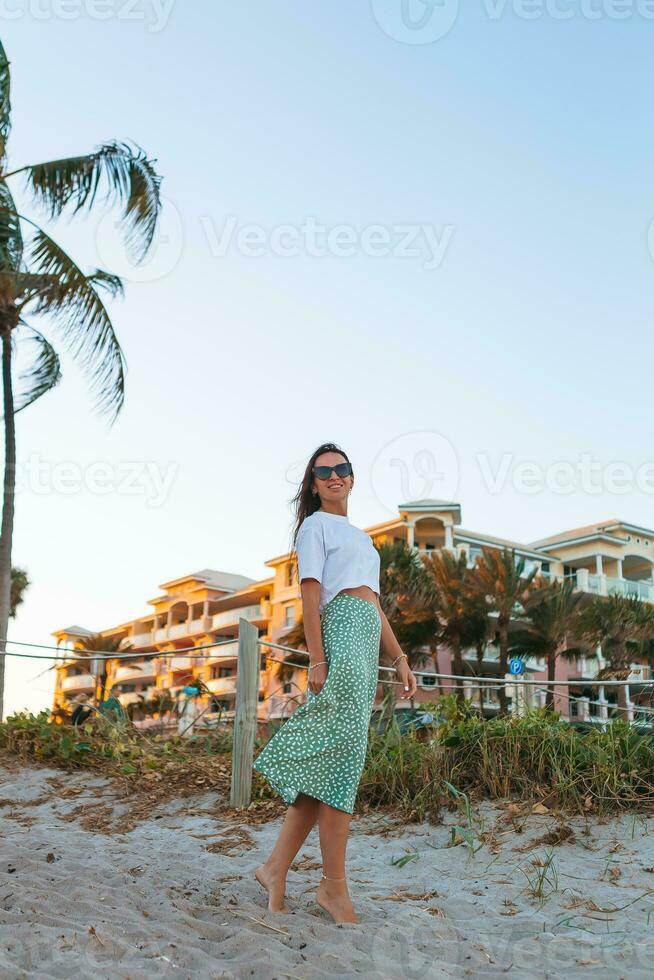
[300,579,328,694]
[295,519,328,694]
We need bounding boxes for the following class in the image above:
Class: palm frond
[0,183,23,274]
[22,140,162,260]
[26,229,126,420]
[10,320,62,413]
[0,41,11,166]
[10,566,29,619]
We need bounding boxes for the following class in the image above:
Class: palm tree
[364,540,438,700]
[0,41,162,720]
[270,618,309,688]
[473,548,537,714]
[577,594,653,719]
[377,540,436,670]
[9,564,27,617]
[70,632,135,708]
[509,578,585,712]
[463,591,494,715]
[414,549,480,704]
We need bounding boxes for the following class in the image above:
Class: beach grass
[358,698,654,820]
[3,701,654,823]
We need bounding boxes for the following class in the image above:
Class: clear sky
[4,2,654,714]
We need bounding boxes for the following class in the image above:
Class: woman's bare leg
[255,793,320,911]
[315,802,358,923]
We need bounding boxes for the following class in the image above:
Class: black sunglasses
[312,462,353,481]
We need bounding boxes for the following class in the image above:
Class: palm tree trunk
[0,328,16,722]
[451,637,465,705]
[498,620,509,715]
[546,649,556,712]
[429,644,442,696]
[476,642,485,716]
[614,642,630,722]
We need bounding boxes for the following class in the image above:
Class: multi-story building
[52,501,654,727]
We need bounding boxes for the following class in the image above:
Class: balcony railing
[212,605,263,629]
[606,576,654,602]
[546,570,654,605]
[206,676,236,695]
[115,663,156,682]
[188,617,211,634]
[168,656,197,672]
[61,672,95,692]
[130,631,154,647]
[206,640,239,662]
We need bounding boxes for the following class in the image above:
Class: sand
[0,763,653,979]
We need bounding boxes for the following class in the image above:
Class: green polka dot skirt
[253,593,382,814]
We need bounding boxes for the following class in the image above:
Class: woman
[253,442,417,924]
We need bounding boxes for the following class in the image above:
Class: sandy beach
[1,762,653,979]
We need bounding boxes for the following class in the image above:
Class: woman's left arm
[377,605,417,699]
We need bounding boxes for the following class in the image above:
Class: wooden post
[230,618,259,808]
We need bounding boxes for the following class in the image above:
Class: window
[283,682,292,693]
[284,605,296,627]
[286,563,296,587]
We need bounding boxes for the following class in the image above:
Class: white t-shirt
[295,510,381,613]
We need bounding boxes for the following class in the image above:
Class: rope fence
[0,636,239,662]
[2,618,653,809]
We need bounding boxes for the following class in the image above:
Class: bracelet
[308,661,328,671]
[392,653,408,669]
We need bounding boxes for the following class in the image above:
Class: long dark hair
[289,442,353,552]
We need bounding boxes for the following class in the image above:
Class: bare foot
[254,862,290,913]
[316,877,358,924]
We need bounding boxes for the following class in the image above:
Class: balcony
[549,570,654,605]
[606,577,654,603]
[206,676,236,695]
[188,617,211,634]
[130,631,154,647]
[207,640,239,662]
[149,617,212,643]
[212,605,263,629]
[115,662,156,682]
[61,672,95,692]
[169,656,197,672]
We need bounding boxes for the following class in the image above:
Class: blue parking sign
[509,658,524,676]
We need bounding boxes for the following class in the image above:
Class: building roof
[52,625,95,637]
[455,527,547,560]
[157,568,256,592]
[398,498,461,512]
[529,520,625,549]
